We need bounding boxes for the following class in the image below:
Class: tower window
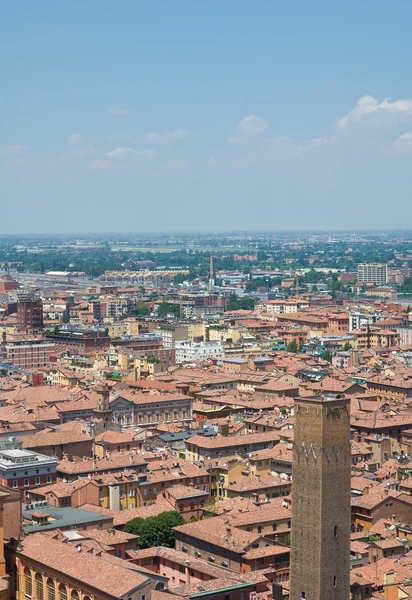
[334,576,337,588]
[334,526,338,538]
[301,593,306,600]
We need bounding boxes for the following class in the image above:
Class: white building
[349,311,382,332]
[175,340,225,364]
[357,263,388,286]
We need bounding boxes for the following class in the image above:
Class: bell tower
[94,382,112,425]
[290,395,351,600]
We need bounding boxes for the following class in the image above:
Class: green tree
[125,511,185,549]
[343,341,353,351]
[285,533,291,546]
[226,293,255,311]
[286,339,298,353]
[104,327,109,337]
[158,302,180,318]
[321,349,333,363]
[61,312,70,323]
[124,517,144,537]
[135,302,150,316]
[202,499,217,518]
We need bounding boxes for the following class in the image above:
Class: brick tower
[290,395,351,600]
[94,382,112,427]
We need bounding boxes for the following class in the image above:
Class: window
[47,579,55,600]
[24,568,32,596]
[14,566,20,592]
[13,480,18,488]
[24,478,29,487]
[257,525,262,534]
[36,573,44,600]
[36,477,40,485]
[301,594,305,600]
[334,526,338,538]
[333,576,337,588]
[59,584,67,600]
[71,591,79,600]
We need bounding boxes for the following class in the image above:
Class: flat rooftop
[22,505,112,533]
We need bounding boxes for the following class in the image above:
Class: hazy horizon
[2,1,412,233]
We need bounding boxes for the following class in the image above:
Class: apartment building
[0,440,57,497]
[3,333,55,370]
[174,516,290,573]
[16,295,44,330]
[175,340,224,364]
[185,431,280,461]
[357,263,388,286]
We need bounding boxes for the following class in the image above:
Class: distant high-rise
[16,295,43,331]
[209,254,215,291]
[290,395,351,600]
[357,263,388,286]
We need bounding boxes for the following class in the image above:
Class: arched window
[36,573,44,600]
[24,568,32,596]
[71,590,79,600]
[83,596,91,600]
[47,578,55,600]
[59,584,67,600]
[155,583,165,591]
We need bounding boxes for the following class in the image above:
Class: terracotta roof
[57,451,147,475]
[187,431,280,450]
[17,533,149,597]
[174,516,266,553]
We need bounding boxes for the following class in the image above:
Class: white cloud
[105,146,135,160]
[391,132,412,155]
[337,95,412,128]
[68,134,82,144]
[87,159,109,170]
[109,108,131,116]
[305,137,328,147]
[229,115,268,143]
[60,144,96,161]
[396,132,412,143]
[145,130,192,143]
[105,147,157,160]
[168,159,188,169]
[0,144,27,157]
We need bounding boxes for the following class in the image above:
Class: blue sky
[2,1,412,233]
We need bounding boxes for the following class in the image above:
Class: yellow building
[188,322,206,341]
